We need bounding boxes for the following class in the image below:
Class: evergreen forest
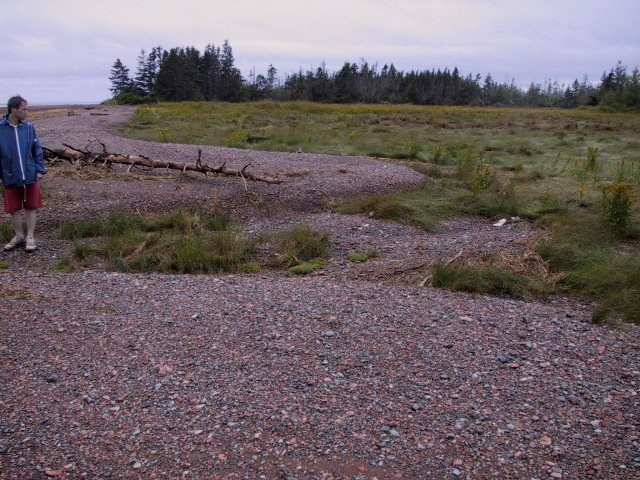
[109,41,640,110]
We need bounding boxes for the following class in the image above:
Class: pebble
[0,159,634,479]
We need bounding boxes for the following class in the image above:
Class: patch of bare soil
[1,107,638,479]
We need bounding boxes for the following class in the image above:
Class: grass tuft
[275,225,330,266]
[536,213,640,324]
[336,182,456,231]
[431,263,536,299]
[59,218,106,240]
[289,258,326,274]
[60,208,255,274]
[347,249,379,262]
[0,223,13,243]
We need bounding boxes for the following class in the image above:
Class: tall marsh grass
[120,101,640,170]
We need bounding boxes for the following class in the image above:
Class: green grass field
[118,101,640,323]
[121,101,640,163]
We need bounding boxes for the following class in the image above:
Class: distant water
[30,101,102,106]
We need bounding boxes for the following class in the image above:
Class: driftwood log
[42,144,282,185]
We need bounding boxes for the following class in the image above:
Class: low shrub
[472,163,492,193]
[586,146,600,172]
[601,181,635,236]
[113,92,155,105]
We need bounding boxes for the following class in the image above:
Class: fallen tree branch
[42,146,282,185]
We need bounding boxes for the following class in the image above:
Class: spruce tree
[109,58,133,96]
[219,40,244,101]
[202,44,220,100]
[134,47,163,97]
[133,49,147,95]
[155,49,182,101]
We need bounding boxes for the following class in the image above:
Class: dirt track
[1,107,638,479]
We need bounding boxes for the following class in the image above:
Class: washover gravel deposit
[1,107,638,479]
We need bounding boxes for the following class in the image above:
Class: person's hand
[36,173,43,180]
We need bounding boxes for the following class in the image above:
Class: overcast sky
[1,0,638,104]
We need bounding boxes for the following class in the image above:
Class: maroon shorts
[3,183,43,214]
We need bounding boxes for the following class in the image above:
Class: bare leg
[25,209,37,238]
[11,211,24,238]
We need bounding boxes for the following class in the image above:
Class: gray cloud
[1,0,638,103]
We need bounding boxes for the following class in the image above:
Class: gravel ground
[1,107,638,479]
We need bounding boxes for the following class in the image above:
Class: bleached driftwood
[42,144,282,185]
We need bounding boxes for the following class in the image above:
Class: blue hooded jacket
[0,114,45,188]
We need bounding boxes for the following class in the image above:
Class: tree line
[109,41,640,109]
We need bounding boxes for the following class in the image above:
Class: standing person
[0,95,45,252]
